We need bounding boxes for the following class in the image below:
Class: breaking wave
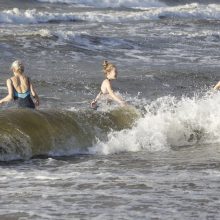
[36,0,166,8]
[1,4,220,24]
[0,106,139,161]
[1,91,220,161]
[90,92,220,155]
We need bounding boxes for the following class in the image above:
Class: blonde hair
[11,60,24,73]
[103,60,116,76]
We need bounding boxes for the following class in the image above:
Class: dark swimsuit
[11,78,35,109]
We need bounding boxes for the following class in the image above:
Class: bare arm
[90,91,102,108]
[94,91,102,102]
[105,80,125,106]
[213,81,220,90]
[30,82,40,106]
[0,79,14,105]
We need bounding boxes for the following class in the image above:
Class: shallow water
[1,0,220,219]
[1,145,220,219]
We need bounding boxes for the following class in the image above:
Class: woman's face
[107,67,118,80]
[11,67,16,74]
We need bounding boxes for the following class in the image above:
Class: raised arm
[0,79,14,105]
[30,82,40,106]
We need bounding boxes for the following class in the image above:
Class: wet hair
[11,60,24,73]
[103,60,116,76]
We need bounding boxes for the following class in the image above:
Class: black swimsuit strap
[9,78,16,93]
[10,77,31,93]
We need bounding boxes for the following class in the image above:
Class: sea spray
[90,92,220,155]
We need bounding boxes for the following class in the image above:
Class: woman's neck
[14,71,22,76]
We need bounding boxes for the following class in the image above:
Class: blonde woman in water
[91,61,126,109]
[0,60,39,109]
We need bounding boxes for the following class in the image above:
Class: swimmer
[0,60,39,109]
[91,60,126,109]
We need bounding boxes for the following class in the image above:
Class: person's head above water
[103,60,118,80]
[11,60,24,74]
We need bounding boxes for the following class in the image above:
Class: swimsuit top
[14,90,31,99]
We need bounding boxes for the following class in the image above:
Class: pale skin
[213,81,220,90]
[0,68,39,106]
[91,67,126,107]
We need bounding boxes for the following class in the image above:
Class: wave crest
[1,92,220,160]
[0,106,139,161]
[1,4,220,24]
[36,0,166,8]
[90,92,220,155]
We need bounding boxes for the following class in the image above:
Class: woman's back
[0,60,40,109]
[11,75,30,93]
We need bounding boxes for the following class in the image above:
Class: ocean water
[1,0,220,219]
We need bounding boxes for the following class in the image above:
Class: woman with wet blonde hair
[0,60,39,108]
[91,60,126,109]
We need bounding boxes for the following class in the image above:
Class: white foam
[169,29,220,40]
[54,30,134,52]
[37,0,166,8]
[13,29,52,37]
[1,4,220,24]
[38,29,53,37]
[89,91,220,155]
[0,8,79,24]
[35,175,60,180]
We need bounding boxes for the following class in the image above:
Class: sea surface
[1,0,220,219]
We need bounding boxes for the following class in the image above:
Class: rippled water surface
[1,144,220,219]
[1,0,220,219]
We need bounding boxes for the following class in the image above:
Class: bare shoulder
[103,79,111,86]
[6,78,13,88]
[9,76,17,85]
[10,76,16,81]
[101,79,108,87]
[6,78,12,84]
[103,79,110,83]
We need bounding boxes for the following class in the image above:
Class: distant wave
[0,8,80,24]
[1,4,220,24]
[1,28,220,51]
[36,0,166,8]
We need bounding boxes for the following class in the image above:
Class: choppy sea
[1,0,220,219]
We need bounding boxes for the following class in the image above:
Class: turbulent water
[1,0,220,219]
